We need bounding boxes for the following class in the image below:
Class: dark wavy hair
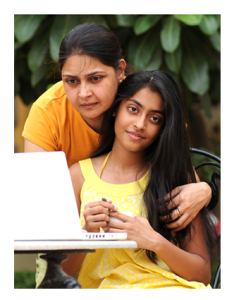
[58,22,132,75]
[92,70,218,264]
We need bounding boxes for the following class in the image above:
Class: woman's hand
[160,182,212,232]
[107,211,157,250]
[83,199,118,232]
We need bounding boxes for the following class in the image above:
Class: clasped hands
[82,199,157,250]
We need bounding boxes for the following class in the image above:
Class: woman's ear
[117,59,126,82]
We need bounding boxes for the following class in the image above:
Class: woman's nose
[78,82,92,98]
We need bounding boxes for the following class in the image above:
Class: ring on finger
[176,208,181,217]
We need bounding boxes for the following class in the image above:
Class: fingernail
[114,205,118,211]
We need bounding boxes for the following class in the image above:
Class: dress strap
[99,152,111,178]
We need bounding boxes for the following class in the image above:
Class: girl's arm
[108,211,211,285]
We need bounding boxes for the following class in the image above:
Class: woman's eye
[66,79,77,85]
[91,76,102,82]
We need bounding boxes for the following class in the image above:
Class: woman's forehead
[61,54,114,77]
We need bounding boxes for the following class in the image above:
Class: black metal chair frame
[190,148,221,289]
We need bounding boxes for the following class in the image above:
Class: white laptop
[13,151,127,241]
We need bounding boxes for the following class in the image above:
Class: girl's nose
[134,115,146,130]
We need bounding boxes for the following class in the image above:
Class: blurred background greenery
[14,14,220,288]
[14,14,220,158]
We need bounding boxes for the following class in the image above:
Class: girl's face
[62,54,125,132]
[114,87,164,153]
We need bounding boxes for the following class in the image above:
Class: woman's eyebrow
[62,71,107,78]
[127,99,164,115]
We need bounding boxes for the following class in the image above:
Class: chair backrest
[190,148,220,289]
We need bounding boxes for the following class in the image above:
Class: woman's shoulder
[34,81,67,109]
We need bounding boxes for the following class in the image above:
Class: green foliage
[14,14,220,117]
[14,271,36,289]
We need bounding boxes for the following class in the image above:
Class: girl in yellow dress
[69,70,218,289]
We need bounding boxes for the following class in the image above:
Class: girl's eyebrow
[127,99,164,115]
[62,71,107,78]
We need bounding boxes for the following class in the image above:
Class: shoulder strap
[99,152,111,178]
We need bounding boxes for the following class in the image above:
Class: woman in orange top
[23,22,213,283]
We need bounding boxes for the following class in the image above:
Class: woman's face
[62,54,125,132]
[114,87,164,154]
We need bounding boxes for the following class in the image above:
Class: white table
[14,240,137,288]
[14,240,137,252]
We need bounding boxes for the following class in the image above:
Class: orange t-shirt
[22,81,100,167]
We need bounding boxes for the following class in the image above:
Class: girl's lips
[127,131,145,140]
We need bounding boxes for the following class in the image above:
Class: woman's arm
[108,211,211,285]
[160,170,212,232]
[24,138,47,152]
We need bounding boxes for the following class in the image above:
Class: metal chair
[190,148,221,289]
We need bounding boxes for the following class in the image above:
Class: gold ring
[176,208,181,217]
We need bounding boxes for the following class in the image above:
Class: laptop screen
[14,151,83,241]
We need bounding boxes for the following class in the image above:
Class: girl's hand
[107,211,157,250]
[160,182,212,232]
[83,199,118,232]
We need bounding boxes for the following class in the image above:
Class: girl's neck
[101,141,147,183]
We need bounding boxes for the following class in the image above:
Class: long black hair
[92,70,218,264]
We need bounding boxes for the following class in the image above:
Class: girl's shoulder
[91,154,109,177]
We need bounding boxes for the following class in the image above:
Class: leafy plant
[14,271,36,289]
[14,14,220,153]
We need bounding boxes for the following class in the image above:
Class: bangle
[207,171,220,210]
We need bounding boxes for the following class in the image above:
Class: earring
[119,80,122,83]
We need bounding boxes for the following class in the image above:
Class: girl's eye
[128,106,138,113]
[150,116,160,123]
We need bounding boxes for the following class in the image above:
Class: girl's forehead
[129,87,163,109]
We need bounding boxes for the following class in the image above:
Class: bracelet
[207,171,220,210]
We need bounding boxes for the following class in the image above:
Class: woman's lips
[81,102,98,109]
[127,131,145,140]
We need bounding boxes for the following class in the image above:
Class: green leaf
[134,15,162,35]
[181,45,210,95]
[14,15,46,43]
[31,64,48,87]
[116,15,137,27]
[49,15,86,61]
[160,16,181,53]
[209,31,220,52]
[134,30,159,71]
[199,15,219,36]
[165,45,182,73]
[82,15,109,28]
[145,45,162,71]
[174,14,203,26]
[127,35,142,66]
[27,39,48,72]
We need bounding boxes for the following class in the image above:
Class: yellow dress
[78,154,211,289]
